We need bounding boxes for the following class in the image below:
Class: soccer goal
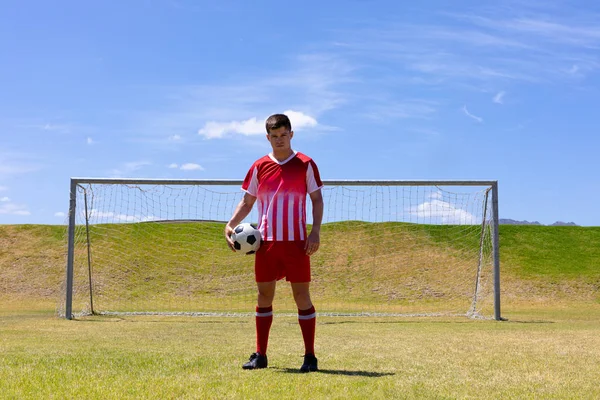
[61,178,501,320]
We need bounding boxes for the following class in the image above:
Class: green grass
[1,223,600,398]
[499,225,600,279]
[1,306,600,399]
[1,223,599,311]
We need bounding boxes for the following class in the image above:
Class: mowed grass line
[1,307,600,399]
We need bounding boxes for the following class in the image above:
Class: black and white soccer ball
[231,223,261,254]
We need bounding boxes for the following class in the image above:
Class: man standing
[225,113,324,373]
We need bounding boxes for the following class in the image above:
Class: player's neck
[271,148,294,162]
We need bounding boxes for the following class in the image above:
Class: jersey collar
[269,150,297,165]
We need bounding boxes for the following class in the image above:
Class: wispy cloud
[333,6,600,94]
[109,161,151,177]
[362,100,437,121]
[493,91,506,104]
[462,106,483,123]
[462,15,600,47]
[568,65,579,74]
[180,163,204,171]
[87,137,94,145]
[0,152,41,178]
[127,53,350,143]
[19,122,79,134]
[0,202,31,216]
[42,123,73,133]
[168,163,205,171]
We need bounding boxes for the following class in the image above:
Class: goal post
[62,178,501,320]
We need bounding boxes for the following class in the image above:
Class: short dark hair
[265,114,292,133]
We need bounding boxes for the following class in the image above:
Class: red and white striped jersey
[242,151,323,241]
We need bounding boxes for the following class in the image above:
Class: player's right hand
[224,225,236,252]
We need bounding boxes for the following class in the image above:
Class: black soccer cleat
[300,353,318,373]
[242,352,268,370]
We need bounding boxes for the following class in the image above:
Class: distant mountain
[499,219,542,225]
[550,221,579,226]
[499,219,579,226]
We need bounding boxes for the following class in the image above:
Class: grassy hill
[0,223,599,313]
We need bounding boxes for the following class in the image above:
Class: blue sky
[1,0,599,226]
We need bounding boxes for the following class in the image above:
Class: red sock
[255,306,273,355]
[298,305,316,355]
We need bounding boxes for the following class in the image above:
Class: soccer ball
[231,223,261,254]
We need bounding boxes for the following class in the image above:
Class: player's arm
[305,188,323,256]
[225,192,257,251]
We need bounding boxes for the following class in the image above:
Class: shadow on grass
[274,367,394,377]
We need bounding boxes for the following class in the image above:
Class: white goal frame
[64,178,501,320]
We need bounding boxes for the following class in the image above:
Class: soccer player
[225,113,324,373]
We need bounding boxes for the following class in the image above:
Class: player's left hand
[305,231,320,256]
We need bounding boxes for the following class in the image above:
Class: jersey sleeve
[306,159,323,194]
[242,164,259,197]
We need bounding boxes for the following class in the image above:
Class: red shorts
[255,241,311,283]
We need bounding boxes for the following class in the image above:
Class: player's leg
[244,241,279,370]
[256,280,276,356]
[243,280,276,370]
[291,282,318,372]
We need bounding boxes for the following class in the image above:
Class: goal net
[60,179,500,319]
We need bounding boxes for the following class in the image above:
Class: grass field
[1,307,600,399]
[1,224,599,399]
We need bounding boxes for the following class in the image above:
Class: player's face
[267,127,293,152]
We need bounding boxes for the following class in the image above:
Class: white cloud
[493,91,506,104]
[410,199,479,225]
[127,53,349,145]
[462,105,483,123]
[283,110,318,130]
[167,163,204,171]
[87,137,94,145]
[169,134,181,141]
[428,191,443,200]
[0,202,31,216]
[89,209,158,223]
[54,211,65,217]
[198,117,264,139]
[198,110,318,139]
[1,196,9,202]
[180,163,204,171]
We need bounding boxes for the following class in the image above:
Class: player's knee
[293,292,312,309]
[258,290,274,301]
[257,288,275,304]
